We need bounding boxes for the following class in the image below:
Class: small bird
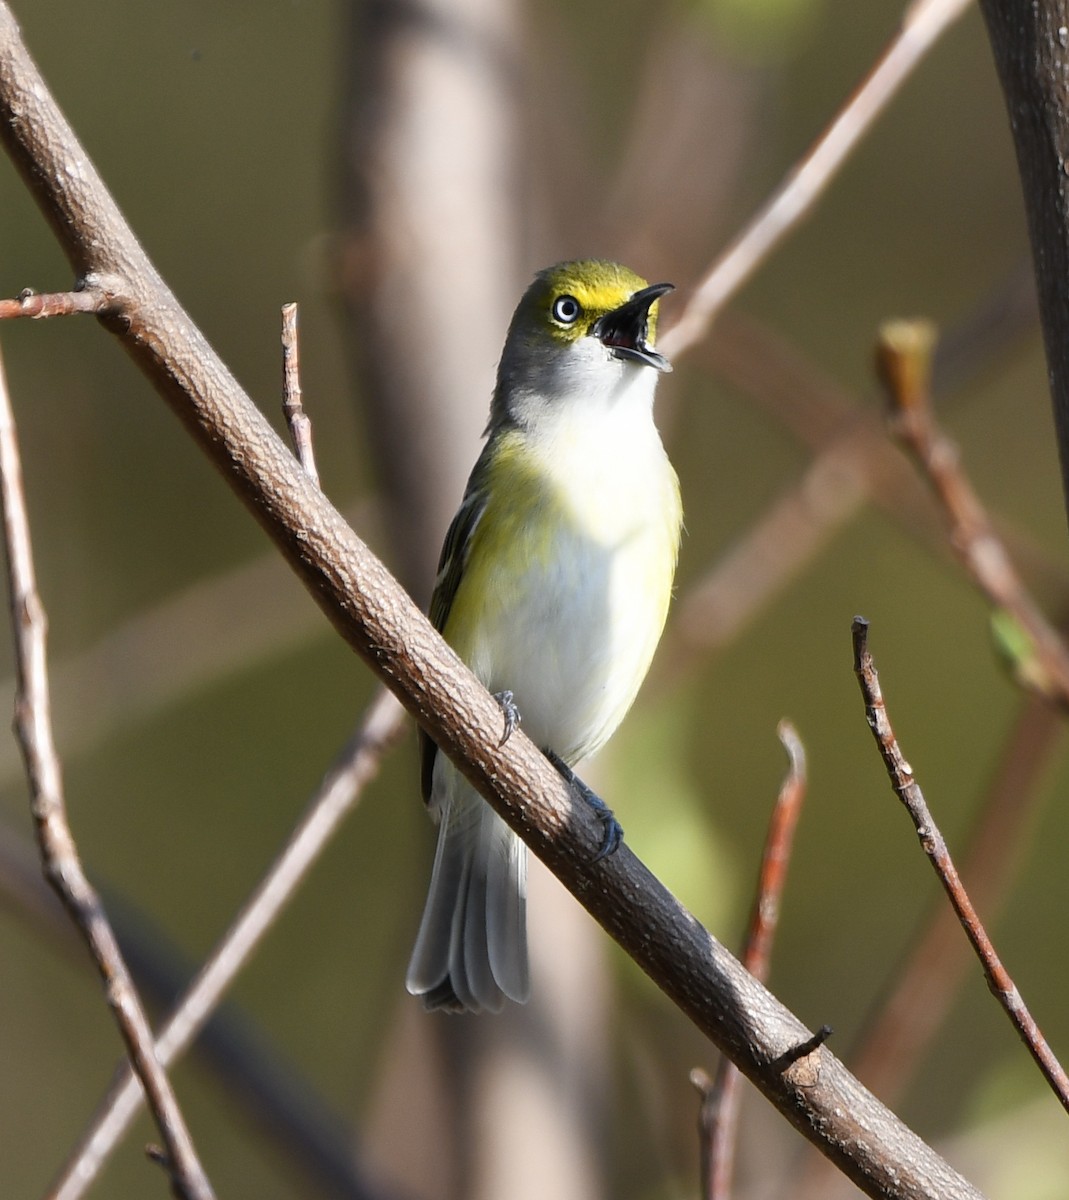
[406,260,682,1013]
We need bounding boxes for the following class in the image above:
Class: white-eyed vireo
[406,260,682,1013]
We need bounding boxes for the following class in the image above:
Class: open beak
[592,282,674,373]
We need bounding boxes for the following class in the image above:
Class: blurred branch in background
[49,686,405,1200]
[0,345,215,1200]
[877,318,1069,706]
[654,267,1047,688]
[335,0,523,601]
[0,815,404,1200]
[661,0,972,360]
[0,501,373,791]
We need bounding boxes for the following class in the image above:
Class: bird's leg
[543,749,623,861]
[493,690,521,747]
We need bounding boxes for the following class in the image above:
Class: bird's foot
[493,690,521,747]
[544,749,623,861]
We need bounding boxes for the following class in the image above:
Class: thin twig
[281,302,319,486]
[798,690,1064,1200]
[695,721,808,1200]
[849,692,1062,1103]
[660,0,972,360]
[0,343,216,1200]
[739,723,808,988]
[876,319,1069,707]
[851,616,1069,1115]
[0,286,112,319]
[50,685,406,1200]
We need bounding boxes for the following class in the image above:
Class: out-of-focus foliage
[687,0,828,58]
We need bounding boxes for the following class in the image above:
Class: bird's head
[492,260,673,428]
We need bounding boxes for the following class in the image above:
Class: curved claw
[544,749,624,861]
[591,807,623,862]
[494,690,521,747]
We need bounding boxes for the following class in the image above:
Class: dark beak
[592,282,674,373]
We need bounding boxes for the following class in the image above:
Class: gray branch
[980,0,1069,523]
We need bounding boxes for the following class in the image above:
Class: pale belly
[484,531,671,761]
[448,439,680,764]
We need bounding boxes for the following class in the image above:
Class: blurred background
[0,1,1066,1197]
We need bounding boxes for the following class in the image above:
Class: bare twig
[849,692,1062,1105]
[660,0,972,360]
[281,301,319,486]
[798,692,1064,1200]
[739,723,808,987]
[876,319,1069,707]
[851,616,1069,1115]
[694,722,808,1200]
[0,286,112,319]
[0,344,216,1200]
[0,10,987,1195]
[50,685,405,1200]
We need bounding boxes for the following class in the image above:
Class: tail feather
[486,819,528,995]
[407,788,528,1013]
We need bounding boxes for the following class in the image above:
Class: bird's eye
[552,295,582,325]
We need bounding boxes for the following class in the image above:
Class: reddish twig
[851,616,1069,1115]
[797,692,1064,1200]
[281,302,319,486]
[660,0,971,360]
[49,685,405,1200]
[0,286,112,319]
[694,721,808,1200]
[876,319,1069,707]
[0,344,216,1200]
[849,692,1062,1105]
[738,721,808,982]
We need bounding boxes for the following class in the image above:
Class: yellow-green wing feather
[419,450,493,802]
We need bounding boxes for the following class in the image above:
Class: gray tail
[406,793,529,1013]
